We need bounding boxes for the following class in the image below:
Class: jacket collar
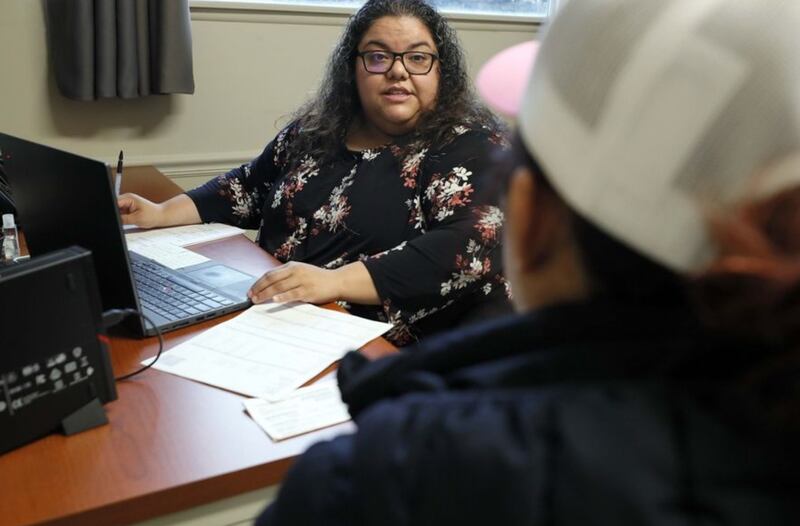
[338,297,775,417]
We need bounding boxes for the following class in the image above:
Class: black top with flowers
[186,123,511,345]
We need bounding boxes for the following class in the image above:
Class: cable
[101,308,165,381]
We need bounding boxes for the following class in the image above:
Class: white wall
[0,2,537,190]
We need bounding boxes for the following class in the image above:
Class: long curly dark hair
[287,0,501,165]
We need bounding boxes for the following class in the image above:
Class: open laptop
[0,133,256,336]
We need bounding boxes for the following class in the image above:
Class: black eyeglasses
[357,50,439,75]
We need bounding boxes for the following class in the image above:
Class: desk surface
[0,167,395,526]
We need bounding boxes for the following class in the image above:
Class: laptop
[0,133,256,336]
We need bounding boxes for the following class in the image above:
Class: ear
[505,166,540,272]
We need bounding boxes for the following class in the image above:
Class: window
[194,0,556,20]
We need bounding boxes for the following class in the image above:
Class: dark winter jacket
[258,298,800,525]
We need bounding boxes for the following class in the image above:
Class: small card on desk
[243,382,351,441]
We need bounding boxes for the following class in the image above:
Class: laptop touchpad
[184,264,256,298]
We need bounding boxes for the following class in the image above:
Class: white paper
[125,223,245,269]
[126,223,246,247]
[149,302,392,400]
[127,238,210,269]
[243,382,351,441]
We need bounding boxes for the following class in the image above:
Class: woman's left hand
[248,261,342,305]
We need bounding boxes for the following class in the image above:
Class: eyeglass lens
[362,51,435,74]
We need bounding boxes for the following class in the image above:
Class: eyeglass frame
[356,50,440,76]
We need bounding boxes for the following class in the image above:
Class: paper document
[244,382,351,441]
[148,302,392,400]
[126,223,246,247]
[127,238,210,269]
[125,223,246,269]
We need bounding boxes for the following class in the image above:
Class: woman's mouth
[383,87,412,102]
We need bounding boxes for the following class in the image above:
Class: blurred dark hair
[691,188,800,343]
[495,133,683,305]
[287,0,500,165]
[504,131,800,431]
[689,187,800,429]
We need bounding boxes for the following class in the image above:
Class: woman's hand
[117,193,202,229]
[248,261,380,305]
[248,261,343,305]
[117,193,166,228]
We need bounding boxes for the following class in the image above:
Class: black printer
[0,246,117,455]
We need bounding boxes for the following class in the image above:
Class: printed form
[126,223,246,247]
[148,302,392,401]
[243,381,352,441]
[125,238,210,269]
[125,223,246,269]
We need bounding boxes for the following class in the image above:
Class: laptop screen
[0,133,139,314]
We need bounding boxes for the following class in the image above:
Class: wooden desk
[0,167,395,526]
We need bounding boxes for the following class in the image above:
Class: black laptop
[0,133,256,336]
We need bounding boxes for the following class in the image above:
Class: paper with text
[243,382,351,441]
[148,302,392,400]
[126,223,246,247]
[127,238,210,269]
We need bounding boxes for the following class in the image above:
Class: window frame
[189,0,558,24]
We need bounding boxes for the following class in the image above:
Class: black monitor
[0,246,117,454]
[0,153,14,216]
[0,132,139,315]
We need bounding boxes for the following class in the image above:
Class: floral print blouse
[186,123,511,345]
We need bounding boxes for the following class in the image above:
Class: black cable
[101,308,165,381]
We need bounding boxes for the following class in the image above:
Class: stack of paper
[126,223,246,247]
[125,223,246,269]
[125,238,210,269]
[147,302,392,401]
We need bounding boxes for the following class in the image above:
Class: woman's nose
[386,56,410,79]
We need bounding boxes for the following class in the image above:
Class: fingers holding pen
[117,193,162,227]
[117,194,137,219]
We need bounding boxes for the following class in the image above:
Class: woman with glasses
[118,0,511,345]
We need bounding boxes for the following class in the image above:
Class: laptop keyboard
[131,258,236,322]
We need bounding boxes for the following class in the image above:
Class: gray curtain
[44,0,195,100]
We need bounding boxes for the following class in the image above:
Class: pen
[114,150,123,196]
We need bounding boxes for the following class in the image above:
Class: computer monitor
[0,132,254,337]
[0,133,138,316]
[0,152,14,216]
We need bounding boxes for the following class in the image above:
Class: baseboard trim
[132,152,256,181]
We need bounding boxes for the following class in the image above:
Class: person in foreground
[257,0,800,523]
[118,0,511,345]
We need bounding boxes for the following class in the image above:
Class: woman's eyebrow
[361,40,435,51]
